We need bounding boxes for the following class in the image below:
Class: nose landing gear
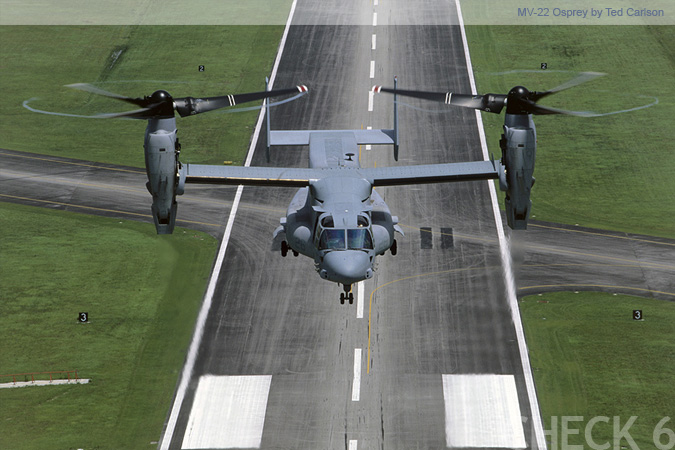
[340,284,354,305]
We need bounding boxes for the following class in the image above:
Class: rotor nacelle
[499,114,536,230]
[144,118,184,234]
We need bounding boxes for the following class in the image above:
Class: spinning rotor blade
[174,85,308,117]
[66,83,145,106]
[65,83,308,119]
[372,85,507,113]
[529,71,605,101]
[373,71,605,115]
[91,107,157,119]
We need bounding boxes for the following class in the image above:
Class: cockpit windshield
[319,228,374,251]
[348,229,373,250]
[319,229,346,250]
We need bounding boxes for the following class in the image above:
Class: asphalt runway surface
[3,1,675,449]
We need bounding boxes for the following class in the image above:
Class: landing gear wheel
[348,293,354,305]
[281,240,289,257]
[391,239,398,256]
[340,293,345,305]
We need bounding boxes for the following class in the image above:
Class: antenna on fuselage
[393,76,400,161]
[265,77,272,163]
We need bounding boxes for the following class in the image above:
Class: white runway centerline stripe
[182,375,272,449]
[352,348,362,401]
[357,281,365,318]
[442,374,526,449]
[349,439,358,450]
[368,91,374,112]
[372,33,377,50]
[370,60,375,78]
[372,12,377,26]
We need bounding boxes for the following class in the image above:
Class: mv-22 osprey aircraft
[68,72,601,303]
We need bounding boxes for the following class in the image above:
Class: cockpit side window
[321,216,335,228]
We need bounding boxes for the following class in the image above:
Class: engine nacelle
[500,115,536,230]
[144,118,183,234]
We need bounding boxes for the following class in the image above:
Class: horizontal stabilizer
[270,129,395,146]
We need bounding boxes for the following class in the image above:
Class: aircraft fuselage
[277,131,400,292]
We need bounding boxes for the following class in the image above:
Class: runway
[2,1,675,449]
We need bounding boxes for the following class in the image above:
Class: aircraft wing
[184,160,502,188]
[361,160,503,187]
[184,164,322,187]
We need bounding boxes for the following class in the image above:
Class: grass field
[465,26,675,239]
[0,23,286,449]
[0,202,218,449]
[465,24,675,446]
[0,25,286,167]
[520,292,675,448]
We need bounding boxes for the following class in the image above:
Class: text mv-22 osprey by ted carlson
[67,72,603,303]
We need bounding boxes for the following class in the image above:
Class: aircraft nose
[321,250,373,285]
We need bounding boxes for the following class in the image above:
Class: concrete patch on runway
[441,227,454,249]
[420,227,433,249]
[181,375,272,449]
[442,374,526,448]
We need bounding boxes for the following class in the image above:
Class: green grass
[465,26,675,239]
[0,202,218,449]
[520,292,675,448]
[466,24,675,446]
[0,25,286,167]
[0,23,286,448]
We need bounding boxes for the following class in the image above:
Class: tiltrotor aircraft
[66,73,601,303]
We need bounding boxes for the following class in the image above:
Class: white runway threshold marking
[181,375,272,449]
[442,374,526,449]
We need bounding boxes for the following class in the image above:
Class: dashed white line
[372,33,377,50]
[369,60,375,78]
[349,440,358,450]
[368,91,374,112]
[374,0,379,6]
[352,348,362,401]
[372,12,377,27]
[357,281,365,318]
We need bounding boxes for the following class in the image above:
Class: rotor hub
[149,90,173,103]
[506,86,534,115]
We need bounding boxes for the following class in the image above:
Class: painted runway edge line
[157,1,299,448]
[455,1,548,449]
